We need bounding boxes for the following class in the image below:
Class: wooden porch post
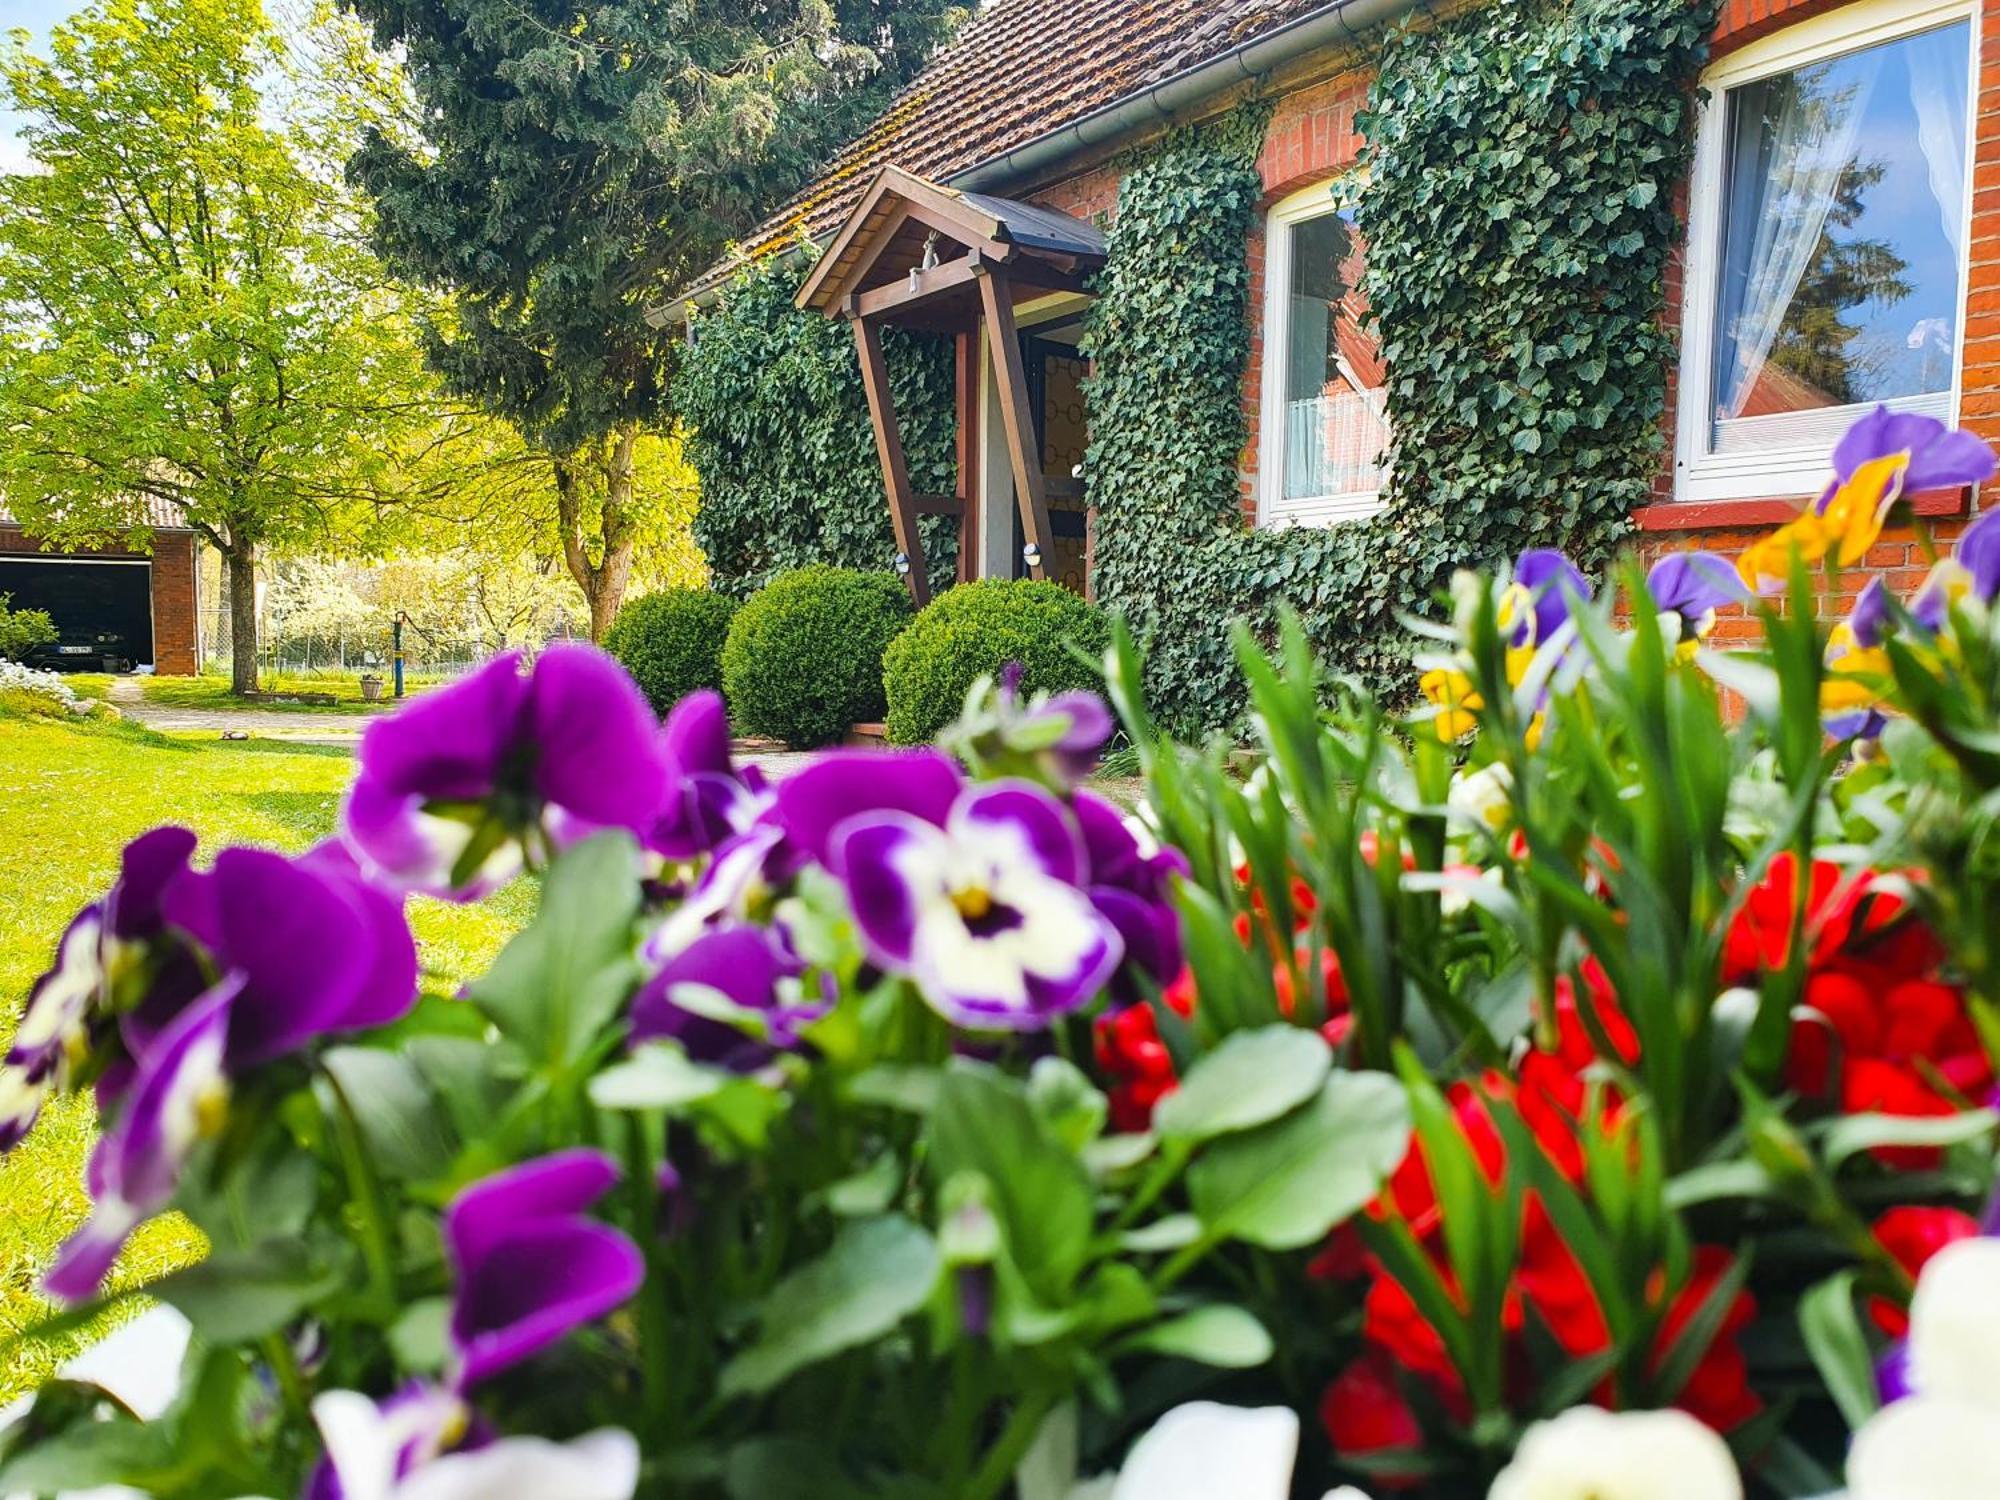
[852,315,931,606]
[954,331,980,585]
[974,266,1056,584]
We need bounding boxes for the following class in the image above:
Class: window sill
[1632,487,1971,534]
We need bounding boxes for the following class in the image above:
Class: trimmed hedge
[882,580,1111,746]
[602,588,738,717]
[721,567,912,748]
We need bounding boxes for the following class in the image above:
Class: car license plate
[58,645,91,655]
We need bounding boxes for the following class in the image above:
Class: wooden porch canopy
[796,165,1107,604]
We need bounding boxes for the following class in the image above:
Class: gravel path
[106,679,823,778]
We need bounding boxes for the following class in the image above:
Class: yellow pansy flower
[1420,665,1483,742]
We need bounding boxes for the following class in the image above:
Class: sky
[0,0,77,174]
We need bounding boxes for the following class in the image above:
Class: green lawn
[139,669,403,713]
[0,708,529,1397]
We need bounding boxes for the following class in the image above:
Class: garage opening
[0,556,154,666]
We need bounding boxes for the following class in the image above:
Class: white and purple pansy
[344,647,668,901]
[2,826,203,1149]
[442,1149,645,1390]
[629,923,824,1071]
[44,974,238,1302]
[1074,791,1186,1000]
[309,1386,638,1500]
[831,779,1123,1031]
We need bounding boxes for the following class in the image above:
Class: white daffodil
[311,1389,638,1500]
[1904,1237,2000,1403]
[1487,1406,1742,1500]
[1447,761,1515,835]
[1025,1402,1372,1500]
[1843,1238,2000,1500]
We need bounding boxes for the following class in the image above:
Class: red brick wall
[0,525,200,674]
[1017,0,1996,614]
[148,532,199,675]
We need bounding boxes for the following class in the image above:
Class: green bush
[721,567,911,748]
[0,594,57,662]
[881,580,1111,745]
[603,587,738,716]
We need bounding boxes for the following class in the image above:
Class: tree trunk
[226,540,259,695]
[553,425,640,643]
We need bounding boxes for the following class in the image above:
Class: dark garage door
[0,557,153,663]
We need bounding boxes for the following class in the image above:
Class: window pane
[1282,209,1388,502]
[1710,21,1969,454]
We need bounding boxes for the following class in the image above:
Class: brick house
[0,499,201,674]
[662,0,1991,629]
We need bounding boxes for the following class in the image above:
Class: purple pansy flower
[1850,576,1892,650]
[1503,550,1590,649]
[45,975,238,1301]
[158,844,419,1068]
[344,647,668,901]
[1074,791,1187,999]
[831,779,1123,1030]
[443,1149,644,1389]
[1913,508,2000,630]
[648,690,772,861]
[1646,552,1750,643]
[944,664,1116,787]
[629,924,822,1071]
[1820,406,1997,509]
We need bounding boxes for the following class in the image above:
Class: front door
[1019,334,1090,597]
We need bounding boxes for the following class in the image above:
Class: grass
[0,707,530,1398]
[139,669,398,713]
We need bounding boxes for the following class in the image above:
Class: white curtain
[1718,61,1877,419]
[1907,24,1970,268]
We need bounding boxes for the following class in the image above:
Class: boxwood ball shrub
[602,587,737,717]
[882,579,1112,745]
[721,566,911,747]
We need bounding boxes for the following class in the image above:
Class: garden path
[105,680,823,777]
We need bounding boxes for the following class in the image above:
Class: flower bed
[3,410,1999,1499]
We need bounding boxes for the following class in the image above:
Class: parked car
[24,625,138,672]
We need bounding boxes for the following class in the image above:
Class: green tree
[343,0,964,638]
[0,0,449,692]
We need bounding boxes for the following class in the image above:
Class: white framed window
[1257,183,1390,527]
[1676,0,1978,503]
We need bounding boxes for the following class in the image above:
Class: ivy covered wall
[1085,0,1717,734]
[673,0,1718,732]
[673,258,959,599]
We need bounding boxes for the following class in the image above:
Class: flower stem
[321,1065,397,1309]
[961,1385,1058,1500]
[622,1116,674,1430]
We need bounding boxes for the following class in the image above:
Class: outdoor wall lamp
[893,552,912,576]
[1021,542,1042,569]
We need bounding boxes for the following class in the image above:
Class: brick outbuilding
[0,503,201,675]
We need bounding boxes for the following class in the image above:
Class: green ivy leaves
[1084,0,1716,734]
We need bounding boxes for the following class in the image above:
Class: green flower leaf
[1155,1025,1332,1143]
[1188,1070,1410,1249]
[719,1216,941,1398]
